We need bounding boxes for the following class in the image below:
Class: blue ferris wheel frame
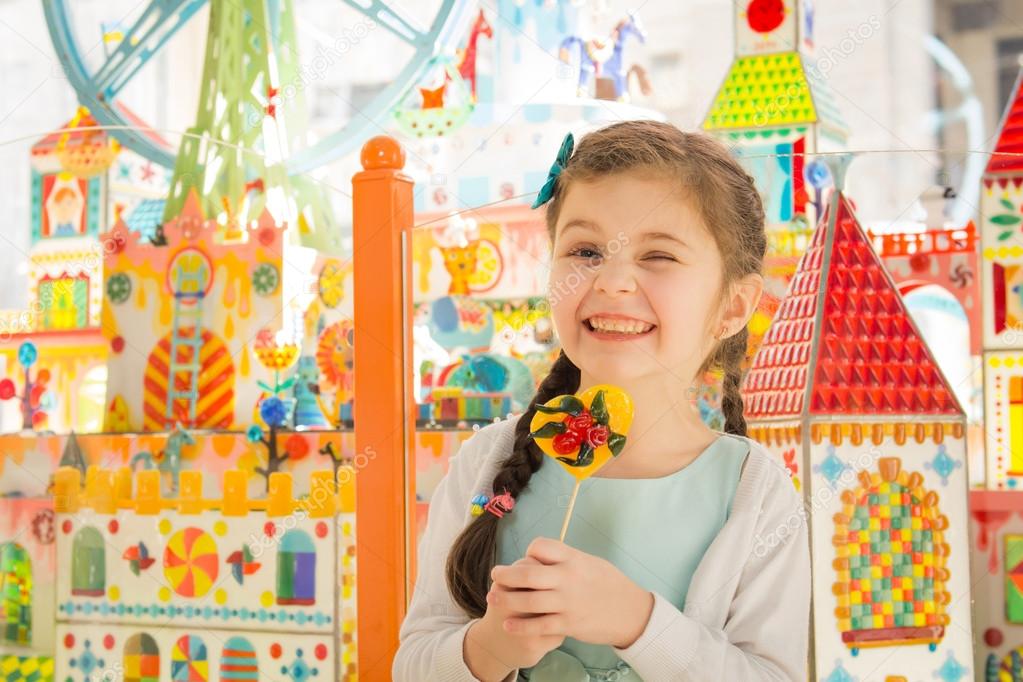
[42,0,477,174]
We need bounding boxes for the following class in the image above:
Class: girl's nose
[592,257,637,296]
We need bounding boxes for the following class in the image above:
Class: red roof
[987,67,1023,175]
[32,103,168,154]
[32,111,106,154]
[742,193,962,418]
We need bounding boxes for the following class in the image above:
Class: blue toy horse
[559,12,649,100]
[129,425,195,493]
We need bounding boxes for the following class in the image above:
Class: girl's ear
[721,273,764,335]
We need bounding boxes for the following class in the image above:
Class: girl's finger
[491,562,561,590]
[491,587,562,614]
[504,613,568,637]
[485,581,517,604]
[525,537,574,565]
[512,556,542,566]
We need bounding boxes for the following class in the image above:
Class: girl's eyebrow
[560,219,601,236]
[640,231,690,249]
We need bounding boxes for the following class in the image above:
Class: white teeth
[586,317,653,334]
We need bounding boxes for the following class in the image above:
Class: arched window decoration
[219,636,258,680]
[171,634,208,680]
[124,633,160,682]
[0,542,32,644]
[832,457,951,656]
[71,526,105,596]
[277,530,316,605]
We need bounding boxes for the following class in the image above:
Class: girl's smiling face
[548,172,733,389]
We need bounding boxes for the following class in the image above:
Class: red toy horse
[457,10,493,102]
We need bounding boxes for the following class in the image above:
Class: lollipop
[530,384,633,540]
[163,527,219,598]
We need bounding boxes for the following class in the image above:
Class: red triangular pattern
[1011,557,1023,577]
[987,67,1023,175]
[741,194,963,418]
[31,111,104,155]
[31,104,168,155]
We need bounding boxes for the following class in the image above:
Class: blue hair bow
[531,132,575,209]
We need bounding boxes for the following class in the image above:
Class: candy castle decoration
[964,64,1023,680]
[26,106,170,326]
[969,485,1023,681]
[702,0,847,231]
[741,162,973,680]
[979,64,1023,491]
[0,108,170,434]
[0,426,472,681]
[52,465,357,681]
[701,0,847,365]
[91,0,351,433]
[100,189,320,432]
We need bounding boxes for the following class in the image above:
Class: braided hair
[446,351,579,616]
[445,121,766,617]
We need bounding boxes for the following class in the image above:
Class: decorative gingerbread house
[742,175,973,680]
[965,63,1023,680]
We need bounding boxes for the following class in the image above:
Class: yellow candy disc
[529,384,634,482]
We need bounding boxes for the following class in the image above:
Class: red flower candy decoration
[529,385,634,481]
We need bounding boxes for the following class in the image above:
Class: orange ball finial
[361,136,405,170]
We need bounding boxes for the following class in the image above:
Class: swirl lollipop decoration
[530,384,633,540]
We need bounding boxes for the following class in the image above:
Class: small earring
[715,324,728,341]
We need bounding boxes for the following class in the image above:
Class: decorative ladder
[166,263,206,427]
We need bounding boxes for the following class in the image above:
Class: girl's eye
[643,252,678,262]
[566,246,602,260]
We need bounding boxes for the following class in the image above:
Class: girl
[394,121,810,681]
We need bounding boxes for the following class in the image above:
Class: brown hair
[446,120,767,617]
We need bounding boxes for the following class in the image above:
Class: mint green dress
[494,434,750,681]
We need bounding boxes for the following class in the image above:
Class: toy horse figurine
[456,9,493,102]
[129,424,195,493]
[559,12,650,101]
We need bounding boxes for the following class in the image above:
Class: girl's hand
[464,557,565,679]
[490,537,655,649]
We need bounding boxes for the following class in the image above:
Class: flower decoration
[529,384,633,480]
[254,344,300,371]
[254,337,300,396]
[1,342,51,430]
[992,196,1023,241]
[252,263,280,296]
[106,273,132,304]
[259,396,288,428]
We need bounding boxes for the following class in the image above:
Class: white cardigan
[393,416,811,681]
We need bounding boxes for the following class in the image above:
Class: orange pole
[352,136,416,680]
